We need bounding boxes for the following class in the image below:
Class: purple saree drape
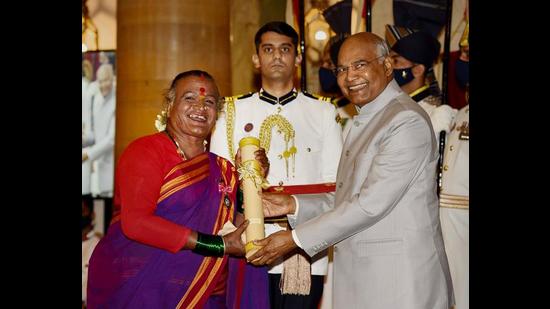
[87,153,269,308]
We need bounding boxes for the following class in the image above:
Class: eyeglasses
[333,56,384,76]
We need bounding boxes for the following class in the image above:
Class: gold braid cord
[258,114,296,179]
[237,160,263,189]
[224,96,236,163]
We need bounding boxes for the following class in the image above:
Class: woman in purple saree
[87,70,269,308]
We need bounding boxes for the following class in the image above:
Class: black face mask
[82,216,92,231]
[319,67,340,93]
[455,58,469,88]
[393,67,415,86]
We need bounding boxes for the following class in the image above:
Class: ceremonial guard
[440,82,468,309]
[210,21,342,309]
[439,102,468,309]
[385,25,457,137]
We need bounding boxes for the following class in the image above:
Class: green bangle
[236,188,244,213]
[192,232,225,257]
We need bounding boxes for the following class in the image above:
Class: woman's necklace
[164,130,187,160]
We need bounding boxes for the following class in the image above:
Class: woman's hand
[223,220,249,257]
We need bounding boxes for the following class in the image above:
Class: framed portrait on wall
[82,50,116,235]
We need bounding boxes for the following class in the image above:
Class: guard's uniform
[411,84,457,136]
[439,104,469,309]
[210,88,343,307]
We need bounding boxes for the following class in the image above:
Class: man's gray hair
[376,40,390,61]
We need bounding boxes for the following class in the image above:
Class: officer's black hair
[254,21,299,53]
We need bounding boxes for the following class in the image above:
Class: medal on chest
[457,121,469,140]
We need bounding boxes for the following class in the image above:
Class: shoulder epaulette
[222,92,253,104]
[236,92,254,100]
[301,91,332,103]
[223,92,253,102]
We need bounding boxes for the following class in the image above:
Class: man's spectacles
[333,56,384,76]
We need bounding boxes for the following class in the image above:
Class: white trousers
[440,207,469,309]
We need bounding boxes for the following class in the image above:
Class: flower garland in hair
[155,110,168,132]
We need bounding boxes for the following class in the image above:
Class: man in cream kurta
[251,32,453,309]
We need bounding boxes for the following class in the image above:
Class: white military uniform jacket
[411,85,457,138]
[290,80,454,308]
[210,89,343,275]
[439,104,469,309]
[82,88,116,197]
[440,104,469,204]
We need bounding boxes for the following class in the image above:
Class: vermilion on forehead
[178,77,213,88]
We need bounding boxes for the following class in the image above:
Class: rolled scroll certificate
[238,137,265,258]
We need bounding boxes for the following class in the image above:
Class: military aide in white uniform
[439,104,469,309]
[213,21,343,308]
[210,88,343,278]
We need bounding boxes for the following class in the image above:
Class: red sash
[263,182,336,194]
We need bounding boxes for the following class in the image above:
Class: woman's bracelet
[192,232,225,257]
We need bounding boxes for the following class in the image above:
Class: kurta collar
[259,88,298,106]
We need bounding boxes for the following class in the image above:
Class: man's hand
[262,192,296,218]
[247,230,297,265]
[82,152,89,162]
[223,220,249,257]
[235,147,270,178]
